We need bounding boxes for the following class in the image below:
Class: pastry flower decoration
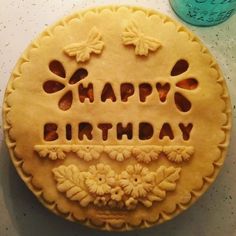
[34,145,71,160]
[43,60,89,111]
[132,146,162,163]
[163,146,194,163]
[71,145,103,162]
[119,164,155,198]
[64,27,104,63]
[53,164,181,210]
[85,164,116,195]
[122,21,161,56]
[104,146,133,162]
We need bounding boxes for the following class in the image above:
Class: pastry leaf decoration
[64,27,104,63]
[52,164,181,210]
[156,166,181,192]
[52,165,94,207]
[122,21,161,56]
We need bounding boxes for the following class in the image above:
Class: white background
[0,1,235,236]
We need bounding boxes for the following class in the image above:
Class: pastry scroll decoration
[122,21,161,56]
[64,27,104,63]
[52,164,181,210]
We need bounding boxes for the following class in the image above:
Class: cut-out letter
[78,123,93,140]
[156,83,170,102]
[117,123,133,140]
[159,123,174,140]
[79,83,94,102]
[179,123,193,140]
[44,123,58,141]
[121,83,134,102]
[66,124,72,140]
[98,123,112,141]
[139,83,152,102]
[139,122,154,140]
[101,83,116,102]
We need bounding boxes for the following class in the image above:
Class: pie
[3,6,232,231]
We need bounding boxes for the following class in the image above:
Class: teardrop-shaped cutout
[171,59,189,76]
[156,83,170,102]
[43,80,65,93]
[58,91,73,111]
[174,92,191,112]
[49,60,66,78]
[69,68,88,84]
[176,78,198,90]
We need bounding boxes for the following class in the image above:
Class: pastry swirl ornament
[3,6,231,231]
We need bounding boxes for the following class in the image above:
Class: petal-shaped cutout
[69,68,88,84]
[49,60,66,78]
[156,83,170,102]
[176,78,198,90]
[58,91,73,111]
[174,92,191,112]
[43,80,65,93]
[171,59,189,76]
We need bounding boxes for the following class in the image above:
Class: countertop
[0,1,235,236]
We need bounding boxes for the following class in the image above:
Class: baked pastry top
[3,6,231,231]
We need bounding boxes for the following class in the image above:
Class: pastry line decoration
[34,144,194,163]
[64,27,104,63]
[52,164,181,209]
[122,21,161,56]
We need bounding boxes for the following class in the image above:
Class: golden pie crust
[3,6,231,231]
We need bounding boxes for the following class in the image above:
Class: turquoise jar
[169,0,236,26]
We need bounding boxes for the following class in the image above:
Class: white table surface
[0,1,235,236]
